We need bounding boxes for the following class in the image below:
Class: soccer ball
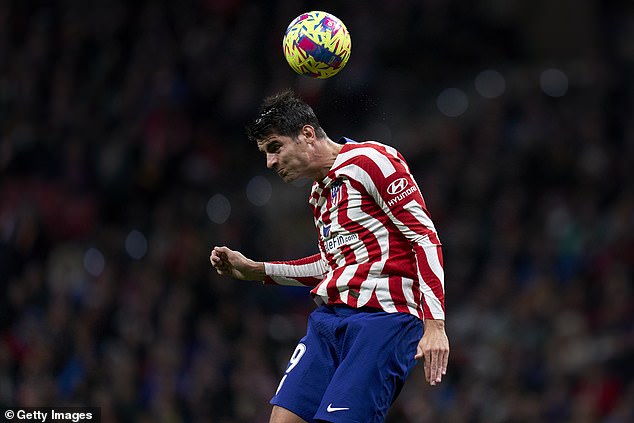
[282,11,352,79]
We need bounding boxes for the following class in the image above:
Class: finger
[429,350,441,385]
[211,249,229,264]
[210,255,223,268]
[214,261,228,273]
[442,349,449,375]
[213,249,227,262]
[214,246,230,256]
[431,350,442,383]
[424,350,432,383]
[423,356,430,382]
[211,255,230,272]
[414,345,423,360]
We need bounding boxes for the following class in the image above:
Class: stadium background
[0,0,632,422]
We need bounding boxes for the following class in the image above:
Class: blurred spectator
[1,1,633,422]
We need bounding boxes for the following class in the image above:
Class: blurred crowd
[1,0,633,422]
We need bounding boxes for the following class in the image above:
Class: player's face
[257,131,312,182]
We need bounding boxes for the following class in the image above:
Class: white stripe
[338,264,362,303]
[308,142,444,318]
[322,187,346,267]
[418,243,445,319]
[313,264,359,304]
[402,199,437,234]
[380,198,444,318]
[265,261,326,279]
[423,243,445,290]
[336,164,426,314]
[336,163,389,211]
[266,275,310,287]
[382,199,437,245]
[314,271,334,298]
[335,146,397,179]
[365,141,414,174]
[368,262,391,305]
[338,180,370,264]
[365,141,398,159]
[401,276,420,316]
[320,165,387,267]
[420,284,444,319]
[336,164,391,258]
[356,261,379,307]
[309,181,326,207]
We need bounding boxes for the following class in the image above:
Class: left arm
[363,145,445,320]
[362,144,449,385]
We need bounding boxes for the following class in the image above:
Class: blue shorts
[270,305,423,423]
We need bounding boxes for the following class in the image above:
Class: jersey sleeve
[263,253,327,287]
[358,144,446,320]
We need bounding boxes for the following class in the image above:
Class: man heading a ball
[210,90,449,423]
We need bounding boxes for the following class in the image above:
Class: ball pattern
[283,11,352,79]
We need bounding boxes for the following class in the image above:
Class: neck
[312,138,343,180]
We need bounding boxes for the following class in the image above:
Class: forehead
[257,133,292,150]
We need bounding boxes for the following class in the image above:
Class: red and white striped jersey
[264,138,445,320]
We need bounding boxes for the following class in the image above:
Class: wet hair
[245,89,326,142]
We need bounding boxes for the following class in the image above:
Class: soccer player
[210,90,449,423]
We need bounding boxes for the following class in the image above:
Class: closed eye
[267,142,281,154]
[258,138,282,155]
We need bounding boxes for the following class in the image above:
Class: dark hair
[245,89,326,142]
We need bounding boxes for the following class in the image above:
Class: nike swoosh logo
[327,404,350,412]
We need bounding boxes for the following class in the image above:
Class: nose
[266,153,277,169]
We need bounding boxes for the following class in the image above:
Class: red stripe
[268,253,322,267]
[365,290,381,309]
[324,267,344,301]
[346,265,370,308]
[388,275,409,314]
[339,179,383,262]
[415,244,445,318]
[263,276,321,286]
[294,276,322,286]
[275,142,445,319]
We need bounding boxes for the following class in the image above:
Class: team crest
[330,180,343,206]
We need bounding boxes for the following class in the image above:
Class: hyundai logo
[387,177,409,195]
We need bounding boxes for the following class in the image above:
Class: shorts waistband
[324,304,383,315]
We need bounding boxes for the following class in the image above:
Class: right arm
[210,246,326,287]
[210,246,266,281]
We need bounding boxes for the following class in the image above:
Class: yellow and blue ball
[282,11,352,79]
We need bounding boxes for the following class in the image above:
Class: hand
[209,246,266,281]
[415,319,449,386]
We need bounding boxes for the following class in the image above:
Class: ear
[301,125,317,144]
